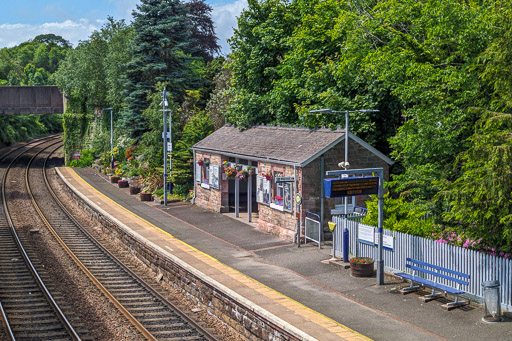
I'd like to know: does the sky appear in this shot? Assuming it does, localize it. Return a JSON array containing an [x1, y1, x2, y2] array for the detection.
[[0, 0, 247, 55]]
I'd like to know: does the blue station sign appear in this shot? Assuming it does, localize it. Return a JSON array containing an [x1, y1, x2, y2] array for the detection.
[[324, 176, 379, 198]]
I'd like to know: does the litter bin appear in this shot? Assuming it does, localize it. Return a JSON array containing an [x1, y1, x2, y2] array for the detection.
[[482, 280, 501, 322]]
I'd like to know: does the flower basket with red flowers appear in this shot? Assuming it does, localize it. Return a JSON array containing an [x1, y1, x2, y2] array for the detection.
[[349, 257, 374, 277], [261, 172, 272, 181], [224, 166, 237, 179], [197, 160, 204, 166], [236, 169, 248, 180]]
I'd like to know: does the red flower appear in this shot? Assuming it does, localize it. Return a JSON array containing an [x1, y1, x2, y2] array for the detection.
[[349, 257, 373, 264]]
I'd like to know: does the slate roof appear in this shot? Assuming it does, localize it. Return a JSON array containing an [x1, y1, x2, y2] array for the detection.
[[192, 124, 355, 166]]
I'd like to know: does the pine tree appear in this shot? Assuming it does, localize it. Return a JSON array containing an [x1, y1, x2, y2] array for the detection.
[[121, 0, 203, 139]]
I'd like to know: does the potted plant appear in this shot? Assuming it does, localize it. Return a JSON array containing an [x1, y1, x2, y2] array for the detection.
[[118, 179, 129, 188], [349, 257, 374, 277], [222, 160, 229, 168], [129, 177, 141, 194], [247, 166, 255, 175], [235, 163, 242, 171], [274, 195, 283, 205]]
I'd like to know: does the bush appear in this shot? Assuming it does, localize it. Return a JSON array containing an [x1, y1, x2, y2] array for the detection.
[[68, 149, 94, 167]]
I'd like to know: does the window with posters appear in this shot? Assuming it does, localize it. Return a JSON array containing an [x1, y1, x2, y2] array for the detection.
[[257, 171, 293, 212], [209, 165, 219, 189], [256, 175, 271, 205]]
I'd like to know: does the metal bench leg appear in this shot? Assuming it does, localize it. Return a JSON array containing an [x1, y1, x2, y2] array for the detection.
[[399, 281, 420, 294], [419, 288, 442, 302], [442, 295, 468, 311]]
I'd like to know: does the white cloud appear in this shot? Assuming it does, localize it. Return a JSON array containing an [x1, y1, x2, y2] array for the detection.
[[211, 0, 247, 55], [0, 19, 101, 48]]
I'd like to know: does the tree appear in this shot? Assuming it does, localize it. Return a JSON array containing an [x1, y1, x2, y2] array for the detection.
[[121, 0, 203, 139], [185, 0, 221, 62], [437, 109, 512, 251]]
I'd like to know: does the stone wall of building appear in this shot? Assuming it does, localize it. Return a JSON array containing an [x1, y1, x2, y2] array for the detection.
[[256, 162, 299, 240], [194, 152, 225, 212]]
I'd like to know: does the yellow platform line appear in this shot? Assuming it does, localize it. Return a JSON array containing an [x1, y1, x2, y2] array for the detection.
[[64, 167, 371, 341]]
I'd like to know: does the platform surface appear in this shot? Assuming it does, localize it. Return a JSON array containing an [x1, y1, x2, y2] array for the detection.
[[58, 167, 512, 341]]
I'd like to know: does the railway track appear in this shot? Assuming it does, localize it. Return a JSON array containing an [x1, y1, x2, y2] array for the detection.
[[0, 137, 82, 340], [26, 142, 219, 340]]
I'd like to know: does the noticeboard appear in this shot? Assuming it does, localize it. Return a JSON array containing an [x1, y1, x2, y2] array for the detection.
[[324, 176, 379, 198]]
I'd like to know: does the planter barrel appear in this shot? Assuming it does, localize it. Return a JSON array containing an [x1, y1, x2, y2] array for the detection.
[[140, 192, 152, 201], [350, 261, 375, 277], [130, 186, 141, 195], [110, 176, 120, 183], [118, 180, 129, 188]]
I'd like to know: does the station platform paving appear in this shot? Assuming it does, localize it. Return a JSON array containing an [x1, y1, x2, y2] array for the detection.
[[58, 167, 511, 341]]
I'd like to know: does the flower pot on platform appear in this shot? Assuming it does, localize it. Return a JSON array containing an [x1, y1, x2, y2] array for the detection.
[[110, 176, 120, 183], [130, 186, 141, 195], [349, 258, 375, 277], [140, 192, 152, 201], [118, 180, 129, 188]]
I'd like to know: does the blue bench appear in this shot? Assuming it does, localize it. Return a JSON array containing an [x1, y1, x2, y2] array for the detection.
[[395, 258, 470, 310]]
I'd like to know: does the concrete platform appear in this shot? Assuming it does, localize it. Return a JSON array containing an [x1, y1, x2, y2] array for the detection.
[[58, 167, 512, 341]]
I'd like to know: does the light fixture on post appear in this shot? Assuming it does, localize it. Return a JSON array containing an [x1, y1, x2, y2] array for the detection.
[[310, 108, 382, 282], [160, 87, 172, 206], [102, 107, 114, 171]]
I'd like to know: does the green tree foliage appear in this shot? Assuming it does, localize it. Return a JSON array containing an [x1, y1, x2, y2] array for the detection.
[[0, 34, 70, 85], [0, 114, 63, 147], [171, 93, 213, 196], [436, 110, 512, 250], [121, 0, 217, 139], [55, 17, 133, 114]]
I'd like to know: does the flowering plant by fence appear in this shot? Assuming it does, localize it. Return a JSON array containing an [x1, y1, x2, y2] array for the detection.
[[433, 231, 511, 259]]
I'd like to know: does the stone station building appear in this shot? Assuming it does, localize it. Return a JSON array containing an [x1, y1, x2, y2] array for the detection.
[[192, 124, 393, 241]]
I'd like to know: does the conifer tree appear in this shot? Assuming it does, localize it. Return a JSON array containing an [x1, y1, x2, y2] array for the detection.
[[122, 0, 213, 139]]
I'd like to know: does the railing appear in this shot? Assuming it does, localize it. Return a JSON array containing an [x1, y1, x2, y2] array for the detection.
[[305, 211, 322, 249], [332, 216, 512, 311]]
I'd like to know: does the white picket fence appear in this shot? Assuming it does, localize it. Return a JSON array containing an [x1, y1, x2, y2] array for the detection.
[[332, 216, 512, 311]]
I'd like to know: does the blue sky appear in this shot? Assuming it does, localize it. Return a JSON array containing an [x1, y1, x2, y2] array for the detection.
[[0, 0, 247, 54]]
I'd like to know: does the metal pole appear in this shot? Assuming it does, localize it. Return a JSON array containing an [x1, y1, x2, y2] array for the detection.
[[235, 158, 239, 218], [320, 154, 324, 246], [377, 170, 384, 285], [110, 109, 114, 171], [163, 87, 168, 206], [168, 107, 172, 196]]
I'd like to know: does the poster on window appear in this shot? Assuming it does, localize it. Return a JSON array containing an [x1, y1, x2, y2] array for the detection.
[[256, 176, 264, 203], [195, 162, 201, 183], [209, 165, 219, 189], [283, 182, 292, 212], [263, 178, 271, 204]]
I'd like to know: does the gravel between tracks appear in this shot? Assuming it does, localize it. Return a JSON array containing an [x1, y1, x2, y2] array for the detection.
[[47, 157, 246, 340]]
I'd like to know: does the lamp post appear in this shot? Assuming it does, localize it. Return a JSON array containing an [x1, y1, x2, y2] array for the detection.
[[160, 88, 172, 206], [310, 108, 379, 267], [102, 107, 114, 171]]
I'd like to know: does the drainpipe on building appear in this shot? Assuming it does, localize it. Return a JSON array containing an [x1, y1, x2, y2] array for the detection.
[[320, 154, 324, 242], [192, 150, 196, 204], [294, 165, 299, 245]]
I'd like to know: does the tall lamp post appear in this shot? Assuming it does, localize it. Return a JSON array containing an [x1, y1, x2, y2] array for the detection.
[[160, 88, 172, 206], [102, 107, 114, 171], [309, 108, 379, 263]]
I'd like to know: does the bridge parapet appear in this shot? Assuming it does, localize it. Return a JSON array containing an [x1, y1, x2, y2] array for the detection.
[[0, 86, 65, 115]]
